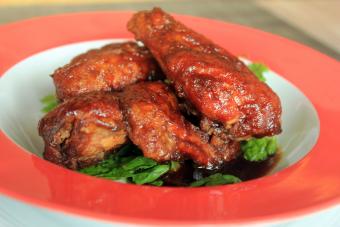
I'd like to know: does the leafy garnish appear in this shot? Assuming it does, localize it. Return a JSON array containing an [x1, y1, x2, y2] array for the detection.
[[247, 63, 268, 82], [241, 137, 278, 162], [164, 79, 173, 85], [40, 94, 58, 113], [170, 160, 181, 172], [191, 173, 241, 187], [122, 156, 157, 171], [79, 144, 179, 186], [149, 180, 163, 186], [132, 165, 170, 185]]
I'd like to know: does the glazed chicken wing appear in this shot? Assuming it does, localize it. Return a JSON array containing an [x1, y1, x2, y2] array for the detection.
[[120, 82, 239, 168], [53, 42, 160, 101], [128, 8, 282, 139], [39, 92, 127, 169]]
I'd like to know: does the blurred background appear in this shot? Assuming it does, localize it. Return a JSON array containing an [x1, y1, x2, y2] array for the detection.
[[0, 0, 339, 60]]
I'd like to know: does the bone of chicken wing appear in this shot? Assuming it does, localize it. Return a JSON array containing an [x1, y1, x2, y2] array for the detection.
[[120, 82, 239, 168], [53, 42, 159, 101], [38, 92, 127, 169], [128, 8, 282, 139]]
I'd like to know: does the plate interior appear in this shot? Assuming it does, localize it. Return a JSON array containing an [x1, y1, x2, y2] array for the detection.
[[0, 39, 320, 174]]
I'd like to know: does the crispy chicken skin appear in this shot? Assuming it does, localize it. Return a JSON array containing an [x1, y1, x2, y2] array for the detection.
[[120, 82, 239, 168], [53, 42, 159, 101], [128, 8, 282, 139], [38, 92, 127, 169]]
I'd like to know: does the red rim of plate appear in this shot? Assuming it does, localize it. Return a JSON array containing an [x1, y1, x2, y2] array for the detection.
[[0, 11, 339, 225]]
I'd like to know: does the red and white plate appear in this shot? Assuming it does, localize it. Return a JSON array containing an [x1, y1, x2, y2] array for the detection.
[[0, 12, 339, 225]]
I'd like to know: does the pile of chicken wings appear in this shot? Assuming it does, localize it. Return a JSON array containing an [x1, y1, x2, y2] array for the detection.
[[39, 8, 282, 170]]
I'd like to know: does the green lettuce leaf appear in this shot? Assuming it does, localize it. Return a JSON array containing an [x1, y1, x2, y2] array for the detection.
[[241, 137, 278, 162], [247, 62, 268, 82], [40, 94, 58, 113], [79, 144, 175, 186], [191, 173, 241, 187]]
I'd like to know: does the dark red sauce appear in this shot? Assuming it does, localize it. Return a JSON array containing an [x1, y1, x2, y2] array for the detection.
[[163, 150, 282, 186]]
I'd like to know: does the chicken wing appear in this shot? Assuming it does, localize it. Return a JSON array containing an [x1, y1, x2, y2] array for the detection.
[[39, 92, 127, 169], [128, 8, 282, 139], [120, 82, 239, 168], [53, 41, 160, 101]]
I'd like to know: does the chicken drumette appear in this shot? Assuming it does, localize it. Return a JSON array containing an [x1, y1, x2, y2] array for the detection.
[[39, 92, 127, 169], [128, 8, 282, 140], [53, 41, 160, 101], [120, 82, 239, 168]]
